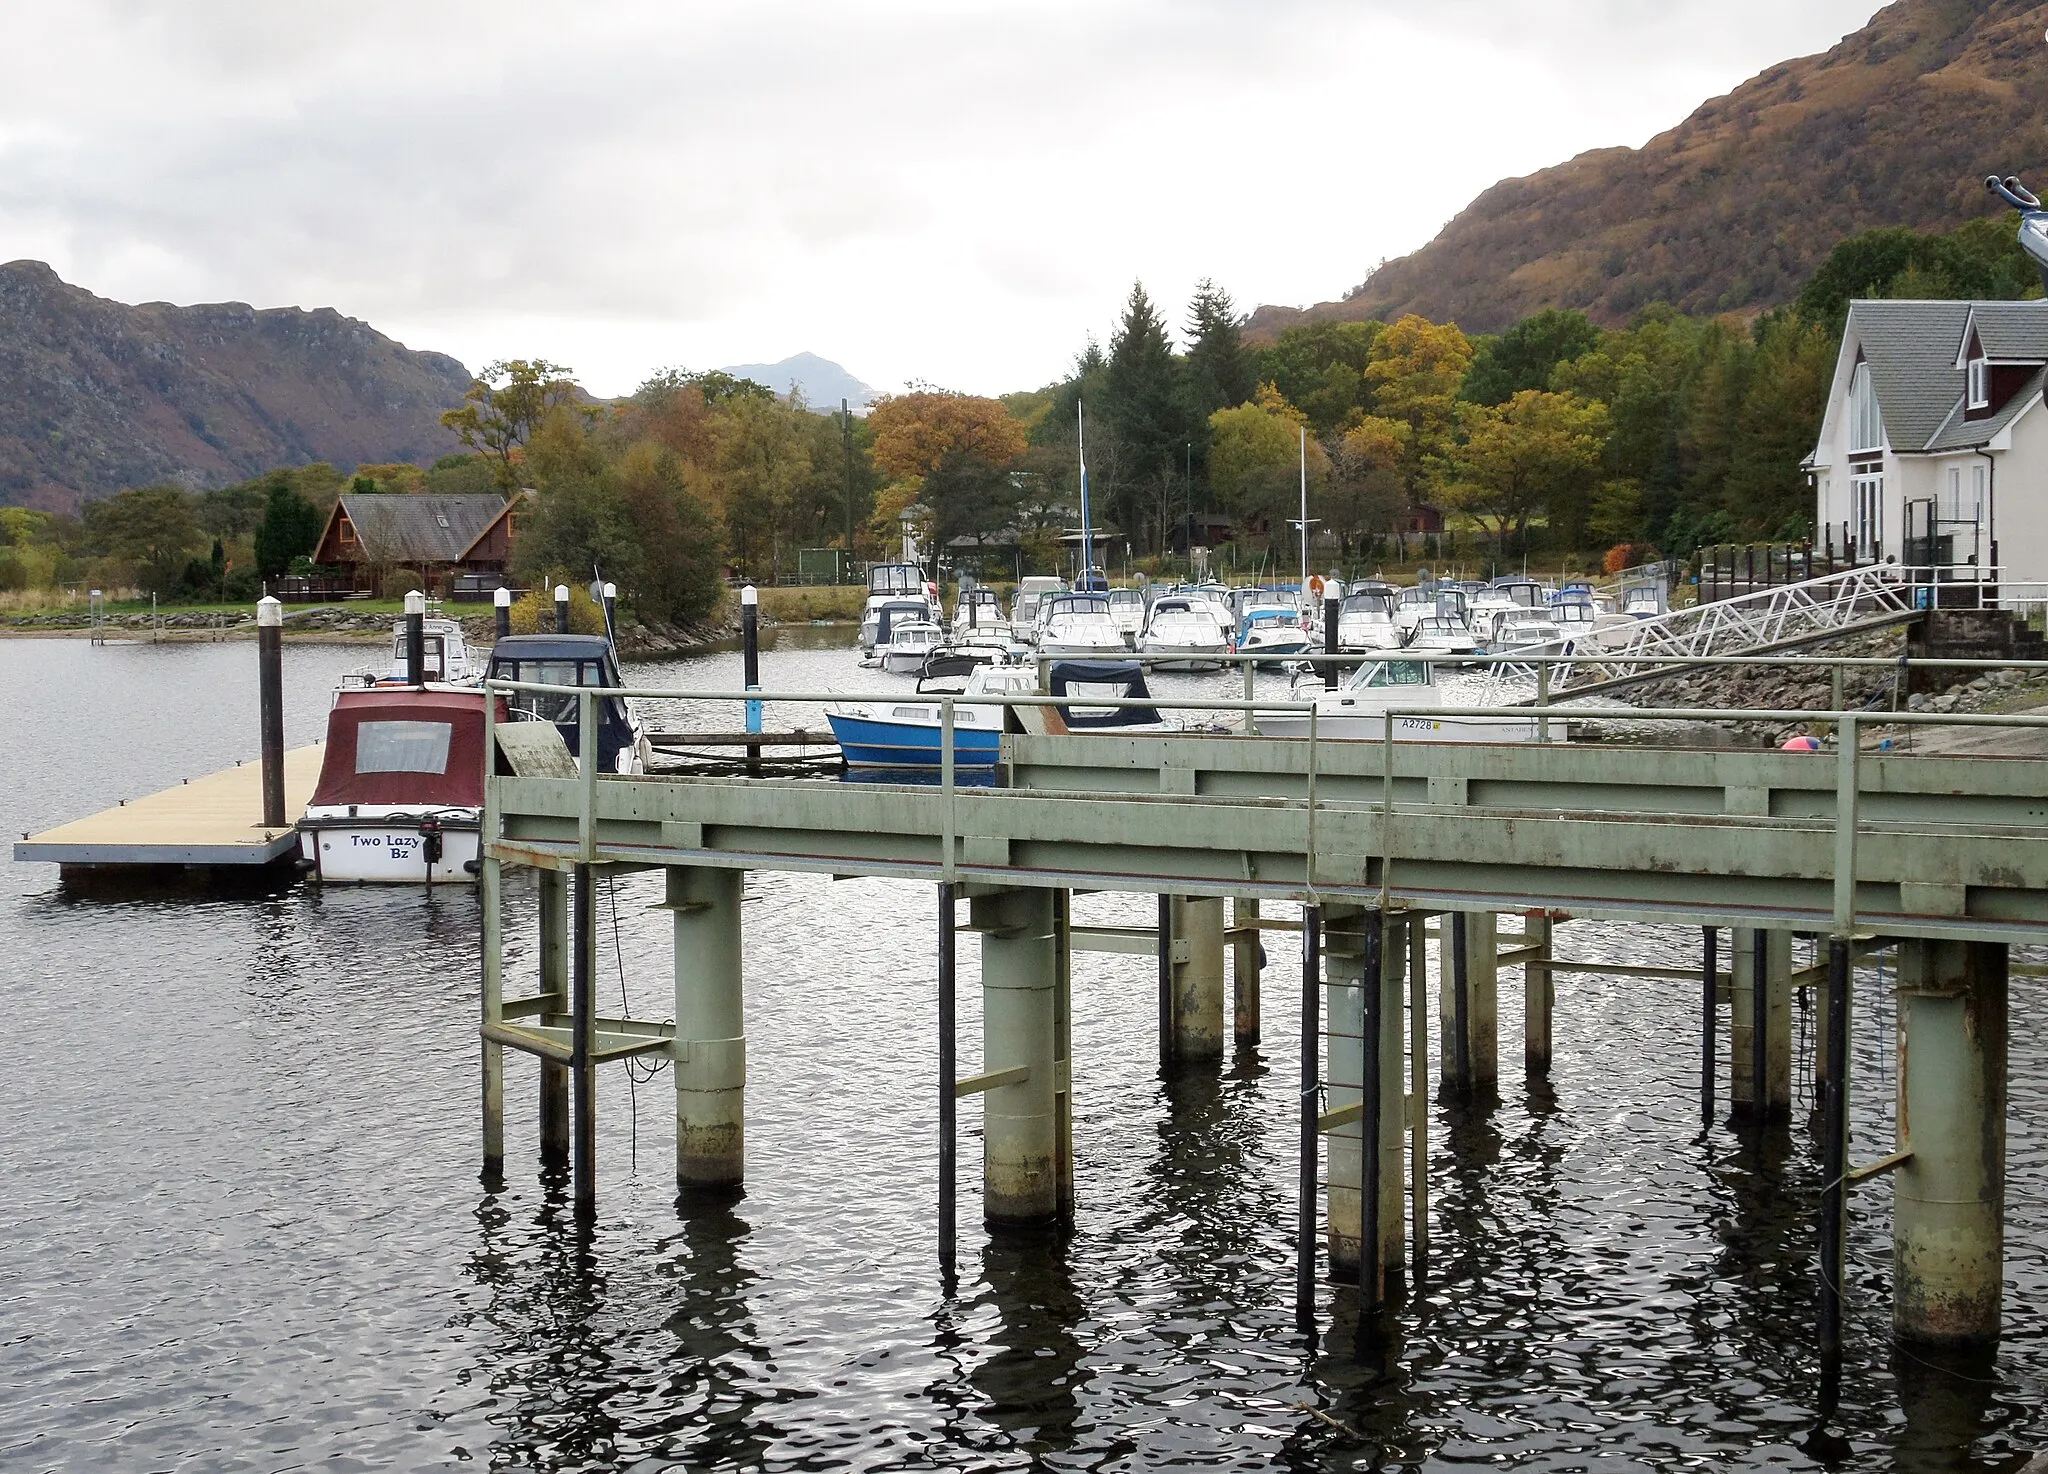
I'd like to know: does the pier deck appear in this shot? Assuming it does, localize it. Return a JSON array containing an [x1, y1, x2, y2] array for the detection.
[[14, 744, 323, 868]]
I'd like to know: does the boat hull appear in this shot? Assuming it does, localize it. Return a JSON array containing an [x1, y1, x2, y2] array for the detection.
[[299, 813, 481, 883], [1257, 711, 1540, 743], [825, 712, 1005, 768]]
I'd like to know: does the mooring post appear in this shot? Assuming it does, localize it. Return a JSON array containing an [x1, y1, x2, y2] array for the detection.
[[1232, 896, 1262, 1050], [974, 888, 1059, 1226], [1323, 905, 1367, 1284], [669, 866, 746, 1191], [1322, 594, 1340, 691], [1894, 938, 2008, 1344], [1818, 938, 1852, 1366], [1522, 911, 1554, 1077], [1169, 895, 1226, 1064], [1440, 912, 1498, 1098], [571, 861, 597, 1218], [493, 585, 512, 641], [554, 583, 570, 634], [1297, 904, 1321, 1322], [938, 881, 956, 1272], [256, 595, 285, 830], [1701, 926, 1717, 1123], [741, 584, 762, 777], [1377, 915, 1406, 1283], [537, 867, 570, 1169], [404, 587, 426, 685]]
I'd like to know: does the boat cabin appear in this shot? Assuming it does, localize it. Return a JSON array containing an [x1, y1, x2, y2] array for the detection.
[[868, 563, 926, 597], [485, 633, 637, 773], [307, 687, 494, 814]]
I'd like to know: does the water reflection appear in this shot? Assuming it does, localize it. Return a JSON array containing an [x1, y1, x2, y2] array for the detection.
[[966, 1231, 1088, 1457]]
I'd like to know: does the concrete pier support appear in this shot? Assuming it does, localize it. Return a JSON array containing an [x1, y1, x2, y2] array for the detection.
[[537, 867, 570, 1169], [1231, 897, 1262, 1050], [1376, 918, 1407, 1283], [1323, 905, 1367, 1282], [1169, 896, 1227, 1064], [1439, 912, 1498, 1098], [1894, 938, 2008, 1345], [669, 866, 746, 1191], [1731, 928, 1792, 1120], [1052, 889, 1075, 1221], [1522, 913, 1554, 1076], [974, 888, 1060, 1226]]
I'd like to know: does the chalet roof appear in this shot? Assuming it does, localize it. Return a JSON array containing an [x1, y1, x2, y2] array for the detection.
[[1846, 300, 1971, 451], [1961, 301, 2048, 361], [336, 494, 511, 563], [1925, 365, 2047, 451]]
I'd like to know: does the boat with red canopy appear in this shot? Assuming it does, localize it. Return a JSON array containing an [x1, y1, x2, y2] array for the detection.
[[297, 687, 498, 883]]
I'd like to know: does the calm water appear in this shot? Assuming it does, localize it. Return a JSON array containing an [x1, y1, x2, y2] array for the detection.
[[1, 630, 2043, 1471]]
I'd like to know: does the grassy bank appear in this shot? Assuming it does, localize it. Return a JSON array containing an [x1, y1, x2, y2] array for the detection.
[[753, 585, 867, 622]]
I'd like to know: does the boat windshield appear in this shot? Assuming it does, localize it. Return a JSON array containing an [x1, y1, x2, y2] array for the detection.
[[1045, 595, 1110, 618], [355, 719, 453, 774], [495, 657, 615, 723], [868, 564, 924, 595], [1349, 660, 1431, 690], [1108, 589, 1143, 609], [392, 633, 451, 680], [1341, 593, 1394, 615]]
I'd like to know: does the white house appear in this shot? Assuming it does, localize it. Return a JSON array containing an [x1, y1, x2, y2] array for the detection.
[[1809, 299, 2048, 588]]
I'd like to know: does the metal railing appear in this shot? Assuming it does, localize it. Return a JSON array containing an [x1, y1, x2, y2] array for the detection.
[[484, 659, 2048, 940]]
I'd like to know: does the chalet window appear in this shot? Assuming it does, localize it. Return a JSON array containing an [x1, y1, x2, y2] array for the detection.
[[1851, 473, 1883, 560], [1849, 361, 1883, 452], [1968, 355, 1989, 410], [338, 519, 357, 545]]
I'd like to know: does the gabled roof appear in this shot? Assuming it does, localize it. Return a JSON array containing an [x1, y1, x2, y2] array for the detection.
[[1847, 300, 1971, 451], [331, 494, 512, 563], [1925, 366, 2047, 451], [1960, 302, 2048, 362]]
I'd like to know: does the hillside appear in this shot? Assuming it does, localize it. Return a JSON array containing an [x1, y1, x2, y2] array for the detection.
[[721, 351, 879, 409], [1249, 0, 2048, 339], [0, 261, 472, 511]]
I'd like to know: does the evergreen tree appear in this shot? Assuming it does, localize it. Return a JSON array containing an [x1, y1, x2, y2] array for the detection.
[[1102, 281, 1185, 551], [1183, 279, 1252, 416], [252, 478, 322, 577]]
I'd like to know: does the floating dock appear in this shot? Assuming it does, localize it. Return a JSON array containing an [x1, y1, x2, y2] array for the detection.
[[15, 745, 323, 879]]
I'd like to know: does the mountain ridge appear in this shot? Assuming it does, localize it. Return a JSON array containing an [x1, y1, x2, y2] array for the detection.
[[720, 351, 878, 409], [1247, 0, 2048, 339], [0, 260, 472, 512]]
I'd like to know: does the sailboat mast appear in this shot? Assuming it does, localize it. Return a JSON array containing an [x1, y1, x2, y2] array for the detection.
[[1078, 401, 1095, 585], [1298, 424, 1308, 595]]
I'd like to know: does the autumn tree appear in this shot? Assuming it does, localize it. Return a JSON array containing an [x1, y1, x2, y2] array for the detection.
[[84, 485, 202, 594], [441, 359, 595, 490], [1323, 415, 1408, 556], [867, 390, 1028, 552], [1441, 389, 1608, 553], [1207, 385, 1326, 545], [1365, 315, 1473, 503], [1256, 321, 1383, 435]]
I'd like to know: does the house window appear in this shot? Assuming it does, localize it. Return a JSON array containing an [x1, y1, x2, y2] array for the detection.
[[338, 518, 356, 546], [1851, 472, 1883, 560], [1849, 361, 1884, 452], [1968, 356, 1989, 410]]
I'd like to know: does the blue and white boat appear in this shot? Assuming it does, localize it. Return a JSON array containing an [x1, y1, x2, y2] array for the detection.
[[827, 663, 1037, 768]]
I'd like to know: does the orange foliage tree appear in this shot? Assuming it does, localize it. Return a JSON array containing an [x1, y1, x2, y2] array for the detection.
[[867, 391, 1028, 550]]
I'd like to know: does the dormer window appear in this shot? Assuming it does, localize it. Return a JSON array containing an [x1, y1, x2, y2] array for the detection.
[[1968, 354, 1989, 410]]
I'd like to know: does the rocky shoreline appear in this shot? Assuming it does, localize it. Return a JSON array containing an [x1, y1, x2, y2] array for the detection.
[[1, 604, 740, 658]]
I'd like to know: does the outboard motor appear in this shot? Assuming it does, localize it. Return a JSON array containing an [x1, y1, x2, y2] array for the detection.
[[1987, 175, 2048, 293]]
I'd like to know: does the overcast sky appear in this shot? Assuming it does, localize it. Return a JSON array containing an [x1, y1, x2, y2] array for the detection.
[[0, 0, 1885, 399]]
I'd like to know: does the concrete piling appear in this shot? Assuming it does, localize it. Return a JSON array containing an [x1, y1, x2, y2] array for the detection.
[[974, 888, 1060, 1226], [1231, 897, 1261, 1050], [669, 866, 746, 1192], [1523, 912, 1554, 1076], [537, 867, 570, 1169], [1169, 896, 1226, 1063], [1894, 938, 2008, 1345], [1732, 927, 1792, 1120], [1324, 904, 1367, 1283], [1053, 889, 1075, 1220], [1440, 912, 1498, 1098]]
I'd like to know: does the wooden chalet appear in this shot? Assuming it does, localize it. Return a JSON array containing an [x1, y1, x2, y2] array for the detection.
[[311, 492, 526, 597]]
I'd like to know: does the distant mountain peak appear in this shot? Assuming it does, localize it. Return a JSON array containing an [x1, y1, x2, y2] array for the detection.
[[720, 352, 878, 408]]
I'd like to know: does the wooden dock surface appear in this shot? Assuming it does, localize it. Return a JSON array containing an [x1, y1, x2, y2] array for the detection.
[[14, 745, 324, 867]]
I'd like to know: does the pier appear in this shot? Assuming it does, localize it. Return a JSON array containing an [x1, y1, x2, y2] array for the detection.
[[475, 673, 2048, 1413]]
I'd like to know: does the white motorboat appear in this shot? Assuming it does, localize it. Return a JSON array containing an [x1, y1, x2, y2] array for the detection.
[[1137, 598, 1229, 670], [1106, 586, 1147, 643], [1009, 575, 1067, 644], [881, 619, 946, 674], [1235, 605, 1314, 659], [860, 597, 934, 655], [1620, 582, 1667, 619], [1258, 659, 1539, 743], [1038, 593, 1128, 658], [1470, 578, 1553, 643], [1405, 615, 1481, 662], [390, 613, 482, 684], [859, 563, 938, 649], [1392, 585, 1438, 638], [952, 588, 1006, 639], [1546, 599, 1598, 652], [1487, 606, 1567, 655], [297, 686, 492, 883], [1335, 590, 1404, 652]]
